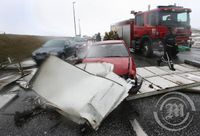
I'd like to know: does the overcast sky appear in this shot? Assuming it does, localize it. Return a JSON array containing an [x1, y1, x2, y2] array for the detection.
[[0, 0, 199, 36]]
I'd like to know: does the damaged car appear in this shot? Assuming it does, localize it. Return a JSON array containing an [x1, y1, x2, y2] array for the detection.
[[30, 56, 140, 130], [82, 40, 136, 79]]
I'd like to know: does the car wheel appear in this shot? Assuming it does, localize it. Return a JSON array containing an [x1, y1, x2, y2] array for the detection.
[[35, 60, 42, 66], [142, 40, 153, 57]]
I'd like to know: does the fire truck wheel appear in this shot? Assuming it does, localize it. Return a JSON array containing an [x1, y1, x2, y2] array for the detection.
[[142, 40, 153, 57]]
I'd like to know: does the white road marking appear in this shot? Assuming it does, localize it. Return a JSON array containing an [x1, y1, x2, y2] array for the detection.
[[0, 94, 17, 109], [130, 119, 148, 136]]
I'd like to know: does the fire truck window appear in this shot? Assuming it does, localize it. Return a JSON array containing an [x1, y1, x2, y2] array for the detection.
[[148, 14, 157, 26], [177, 12, 187, 22], [162, 15, 171, 21], [136, 14, 144, 26]]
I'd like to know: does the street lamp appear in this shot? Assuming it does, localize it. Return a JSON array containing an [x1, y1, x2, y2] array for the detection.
[[78, 19, 81, 36], [72, 1, 77, 36]]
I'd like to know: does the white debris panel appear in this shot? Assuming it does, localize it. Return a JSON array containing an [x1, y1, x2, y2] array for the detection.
[[31, 56, 133, 130], [76, 62, 114, 77], [0, 93, 17, 109], [127, 64, 200, 100]]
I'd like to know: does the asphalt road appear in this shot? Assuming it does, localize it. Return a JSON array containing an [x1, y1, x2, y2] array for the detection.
[[0, 48, 200, 136], [0, 91, 135, 136], [129, 47, 200, 136], [133, 48, 200, 67]]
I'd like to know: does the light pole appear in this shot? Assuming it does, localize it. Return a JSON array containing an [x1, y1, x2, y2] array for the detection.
[[72, 1, 77, 36], [78, 19, 81, 36]]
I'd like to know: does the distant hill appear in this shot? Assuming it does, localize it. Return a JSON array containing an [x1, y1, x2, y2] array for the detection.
[[0, 34, 64, 62]]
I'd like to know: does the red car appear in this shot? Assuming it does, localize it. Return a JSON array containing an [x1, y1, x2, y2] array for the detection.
[[82, 40, 136, 79]]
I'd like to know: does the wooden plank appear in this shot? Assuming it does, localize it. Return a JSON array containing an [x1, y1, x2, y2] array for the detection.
[[139, 80, 161, 93], [146, 76, 178, 89], [162, 75, 195, 85], [127, 82, 200, 100], [180, 64, 199, 70], [187, 86, 200, 91], [159, 66, 182, 73], [174, 64, 193, 72], [190, 71, 200, 76], [144, 66, 167, 75], [127, 64, 200, 101], [136, 68, 155, 77], [178, 73, 200, 82]]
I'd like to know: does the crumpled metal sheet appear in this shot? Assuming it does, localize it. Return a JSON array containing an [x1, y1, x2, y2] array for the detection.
[[0, 73, 21, 90], [76, 62, 114, 77], [5, 59, 36, 70], [30, 56, 132, 130], [0, 67, 37, 91]]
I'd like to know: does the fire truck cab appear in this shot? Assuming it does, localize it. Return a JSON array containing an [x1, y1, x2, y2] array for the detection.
[[111, 5, 192, 57]]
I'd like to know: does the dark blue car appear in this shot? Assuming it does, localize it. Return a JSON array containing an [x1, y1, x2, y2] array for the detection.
[[32, 38, 86, 64]]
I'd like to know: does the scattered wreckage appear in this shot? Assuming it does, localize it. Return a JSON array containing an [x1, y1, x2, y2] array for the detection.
[[30, 56, 140, 130], [1, 56, 200, 131], [127, 63, 200, 100]]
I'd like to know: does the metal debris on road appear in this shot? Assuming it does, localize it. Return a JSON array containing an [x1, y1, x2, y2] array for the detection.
[[0, 68, 37, 91], [0, 73, 21, 91], [4, 59, 36, 70], [127, 64, 200, 100], [30, 56, 137, 130]]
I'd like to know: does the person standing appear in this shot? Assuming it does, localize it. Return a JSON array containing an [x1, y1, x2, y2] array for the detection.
[[157, 27, 177, 71], [96, 32, 101, 41]]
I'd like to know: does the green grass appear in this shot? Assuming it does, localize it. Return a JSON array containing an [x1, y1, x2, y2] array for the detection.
[[0, 34, 62, 63]]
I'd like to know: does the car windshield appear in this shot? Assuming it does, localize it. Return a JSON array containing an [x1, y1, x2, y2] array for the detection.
[[43, 40, 66, 47], [69, 37, 87, 47], [73, 37, 87, 42], [159, 11, 190, 27], [86, 43, 129, 58]]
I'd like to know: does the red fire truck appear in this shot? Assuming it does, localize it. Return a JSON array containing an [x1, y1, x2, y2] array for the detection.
[[111, 5, 192, 57]]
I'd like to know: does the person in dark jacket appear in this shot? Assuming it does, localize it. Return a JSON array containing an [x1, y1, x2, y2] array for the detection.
[[157, 27, 177, 71], [96, 32, 101, 41]]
